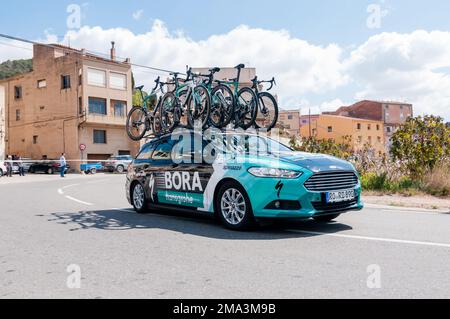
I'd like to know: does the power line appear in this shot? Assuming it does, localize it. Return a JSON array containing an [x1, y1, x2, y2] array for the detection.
[[0, 33, 185, 76]]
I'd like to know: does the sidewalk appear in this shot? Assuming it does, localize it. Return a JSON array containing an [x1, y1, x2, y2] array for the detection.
[[362, 194, 450, 212]]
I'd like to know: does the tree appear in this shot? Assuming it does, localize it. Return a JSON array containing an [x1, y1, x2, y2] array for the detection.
[[0, 59, 33, 80], [391, 115, 450, 177], [290, 135, 354, 160]]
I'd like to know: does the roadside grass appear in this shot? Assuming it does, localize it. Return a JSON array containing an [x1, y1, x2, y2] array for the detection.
[[361, 159, 450, 198]]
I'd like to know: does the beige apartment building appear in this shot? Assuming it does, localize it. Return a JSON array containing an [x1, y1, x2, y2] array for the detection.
[[0, 43, 139, 167], [300, 114, 385, 155], [325, 100, 413, 152], [278, 109, 300, 137]]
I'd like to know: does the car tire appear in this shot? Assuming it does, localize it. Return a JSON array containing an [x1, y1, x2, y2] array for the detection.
[[90, 168, 97, 175], [47, 168, 54, 175], [216, 181, 255, 231], [0, 169, 3, 177], [29, 167, 35, 174], [116, 165, 125, 174], [131, 182, 148, 214], [313, 213, 341, 223]]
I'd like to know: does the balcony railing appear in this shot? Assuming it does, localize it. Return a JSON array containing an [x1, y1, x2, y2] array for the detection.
[[85, 113, 127, 126]]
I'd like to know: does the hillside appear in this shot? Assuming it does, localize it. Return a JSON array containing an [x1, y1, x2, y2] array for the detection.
[[0, 59, 33, 80]]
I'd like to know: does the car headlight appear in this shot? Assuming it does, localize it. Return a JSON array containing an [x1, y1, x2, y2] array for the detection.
[[248, 167, 303, 179]]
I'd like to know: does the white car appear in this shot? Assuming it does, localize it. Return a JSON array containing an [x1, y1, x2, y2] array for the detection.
[[0, 161, 6, 177]]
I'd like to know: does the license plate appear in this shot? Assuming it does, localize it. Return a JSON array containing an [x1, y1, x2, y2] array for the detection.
[[326, 189, 355, 203]]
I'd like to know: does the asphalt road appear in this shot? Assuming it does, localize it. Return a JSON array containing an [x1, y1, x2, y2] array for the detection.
[[0, 174, 449, 299]]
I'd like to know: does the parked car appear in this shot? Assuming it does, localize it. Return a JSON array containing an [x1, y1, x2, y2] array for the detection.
[[0, 161, 6, 177], [105, 155, 133, 173], [80, 162, 103, 174], [28, 161, 70, 174], [8, 158, 34, 174], [126, 130, 364, 231]]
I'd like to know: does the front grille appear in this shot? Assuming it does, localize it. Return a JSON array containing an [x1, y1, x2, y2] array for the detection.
[[312, 198, 359, 213], [304, 171, 358, 192]]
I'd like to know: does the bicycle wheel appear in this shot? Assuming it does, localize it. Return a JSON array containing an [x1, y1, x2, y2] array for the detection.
[[150, 99, 163, 136], [178, 90, 191, 129], [187, 85, 211, 129], [126, 106, 149, 141], [159, 92, 179, 133], [210, 85, 235, 128], [236, 87, 258, 130], [255, 92, 279, 131]]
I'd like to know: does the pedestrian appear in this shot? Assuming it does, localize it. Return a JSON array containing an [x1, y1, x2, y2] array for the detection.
[[6, 155, 13, 177], [60, 153, 67, 178], [18, 156, 25, 177]]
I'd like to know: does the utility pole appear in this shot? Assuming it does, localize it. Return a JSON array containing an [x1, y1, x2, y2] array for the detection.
[[309, 108, 312, 138]]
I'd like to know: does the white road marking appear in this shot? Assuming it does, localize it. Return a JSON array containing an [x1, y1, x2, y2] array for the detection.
[[64, 196, 94, 206], [381, 209, 449, 216], [62, 184, 79, 190], [57, 184, 80, 195], [287, 229, 450, 248]]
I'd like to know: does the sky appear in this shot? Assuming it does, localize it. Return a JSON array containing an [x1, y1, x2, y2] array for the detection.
[[1, 0, 450, 120]]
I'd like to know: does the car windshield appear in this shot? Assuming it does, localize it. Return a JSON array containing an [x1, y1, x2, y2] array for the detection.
[[210, 134, 292, 156]]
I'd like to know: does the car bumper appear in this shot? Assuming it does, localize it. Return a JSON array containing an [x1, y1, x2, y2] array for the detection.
[[244, 173, 364, 218]]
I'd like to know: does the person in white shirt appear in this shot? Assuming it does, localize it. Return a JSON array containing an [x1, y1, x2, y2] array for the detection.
[[60, 153, 67, 178]]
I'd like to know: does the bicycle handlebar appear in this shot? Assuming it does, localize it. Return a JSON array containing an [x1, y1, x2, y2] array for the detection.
[[251, 76, 277, 91]]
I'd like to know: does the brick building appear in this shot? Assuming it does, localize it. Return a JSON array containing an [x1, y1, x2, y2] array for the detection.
[[0, 43, 139, 166]]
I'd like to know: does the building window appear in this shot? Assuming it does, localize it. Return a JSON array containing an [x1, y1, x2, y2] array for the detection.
[[93, 130, 107, 144], [368, 124, 371, 130], [400, 113, 404, 119], [358, 136, 363, 143], [33, 135, 38, 144], [112, 100, 126, 117], [357, 123, 361, 130], [288, 115, 293, 120], [15, 109, 21, 121], [87, 68, 106, 87], [89, 97, 107, 115], [110, 72, 127, 90], [377, 136, 382, 143], [368, 136, 372, 144], [376, 124, 380, 131], [386, 127, 391, 133], [61, 75, 71, 89], [37, 79, 47, 88], [14, 86, 22, 99], [327, 126, 333, 133]]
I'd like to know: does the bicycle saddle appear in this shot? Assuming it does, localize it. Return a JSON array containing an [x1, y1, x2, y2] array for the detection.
[[209, 67, 221, 74], [235, 63, 245, 69], [135, 85, 144, 90]]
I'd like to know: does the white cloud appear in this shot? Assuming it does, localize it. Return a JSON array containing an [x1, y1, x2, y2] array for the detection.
[[0, 40, 33, 63], [345, 30, 450, 120], [132, 9, 144, 21], [1, 23, 450, 121], [56, 21, 348, 109]]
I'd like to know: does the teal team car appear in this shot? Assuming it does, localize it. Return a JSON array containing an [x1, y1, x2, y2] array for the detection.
[[126, 130, 363, 230]]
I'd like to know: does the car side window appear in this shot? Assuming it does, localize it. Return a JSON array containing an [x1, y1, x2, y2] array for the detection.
[[136, 143, 155, 160], [152, 139, 174, 162]]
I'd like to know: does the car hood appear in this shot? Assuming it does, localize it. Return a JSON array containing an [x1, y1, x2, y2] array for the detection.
[[275, 151, 355, 173]]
